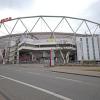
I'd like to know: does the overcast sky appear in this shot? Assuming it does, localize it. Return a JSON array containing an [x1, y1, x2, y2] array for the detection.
[[0, 0, 100, 22]]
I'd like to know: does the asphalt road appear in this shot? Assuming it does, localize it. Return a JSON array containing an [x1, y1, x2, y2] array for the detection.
[[0, 64, 100, 100]]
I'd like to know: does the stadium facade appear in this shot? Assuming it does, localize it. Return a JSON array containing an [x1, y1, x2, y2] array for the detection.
[[0, 16, 100, 65]]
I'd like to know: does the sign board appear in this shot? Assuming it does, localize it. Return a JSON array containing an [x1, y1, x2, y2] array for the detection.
[[47, 37, 55, 42], [0, 17, 12, 23]]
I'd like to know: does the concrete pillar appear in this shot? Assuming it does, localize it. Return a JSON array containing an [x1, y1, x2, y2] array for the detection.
[[32, 54, 34, 62], [66, 51, 70, 63], [17, 50, 19, 64], [50, 49, 55, 66]]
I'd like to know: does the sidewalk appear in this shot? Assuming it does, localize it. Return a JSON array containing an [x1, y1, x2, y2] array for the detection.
[[50, 66, 100, 78]]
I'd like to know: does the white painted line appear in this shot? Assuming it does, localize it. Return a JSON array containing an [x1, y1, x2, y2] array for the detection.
[[26, 71, 88, 84], [15, 70, 21, 72], [55, 77, 95, 85], [55, 77, 83, 83], [0, 74, 72, 100], [15, 69, 93, 86], [28, 72, 41, 75], [19, 70, 90, 84]]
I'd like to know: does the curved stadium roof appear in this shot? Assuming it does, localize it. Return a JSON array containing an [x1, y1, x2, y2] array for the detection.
[[0, 15, 100, 37]]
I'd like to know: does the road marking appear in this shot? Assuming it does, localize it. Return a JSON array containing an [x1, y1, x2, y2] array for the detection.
[[15, 68, 97, 86], [55, 77, 94, 85], [15, 70, 21, 72], [15, 69, 94, 86], [55, 77, 83, 83], [0, 74, 72, 100], [28, 72, 41, 75], [26, 71, 91, 85], [16, 70, 93, 85]]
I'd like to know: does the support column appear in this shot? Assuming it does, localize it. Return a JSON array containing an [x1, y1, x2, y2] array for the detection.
[[17, 50, 19, 64], [60, 50, 65, 64], [32, 53, 34, 63], [66, 51, 70, 63], [50, 49, 55, 66]]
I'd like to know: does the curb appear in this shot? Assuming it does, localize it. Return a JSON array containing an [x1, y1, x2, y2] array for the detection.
[[51, 70, 100, 78]]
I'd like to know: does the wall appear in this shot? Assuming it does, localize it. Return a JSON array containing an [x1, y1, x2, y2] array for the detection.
[[76, 35, 100, 61]]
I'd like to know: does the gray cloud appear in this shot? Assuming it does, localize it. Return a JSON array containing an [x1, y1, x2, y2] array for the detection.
[[0, 0, 33, 10], [83, 0, 100, 22]]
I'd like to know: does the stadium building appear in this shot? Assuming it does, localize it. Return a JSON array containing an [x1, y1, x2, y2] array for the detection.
[[0, 16, 100, 65]]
